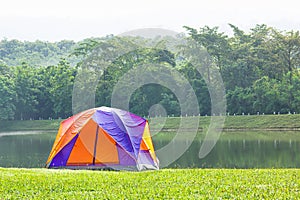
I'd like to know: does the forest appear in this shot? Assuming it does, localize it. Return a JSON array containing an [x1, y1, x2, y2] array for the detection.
[[1, 24, 300, 120]]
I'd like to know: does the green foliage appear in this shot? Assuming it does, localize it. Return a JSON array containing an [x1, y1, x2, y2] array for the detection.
[[177, 61, 211, 115], [0, 64, 15, 120], [1, 24, 300, 120], [48, 59, 76, 118], [0, 168, 299, 199], [227, 87, 254, 114], [13, 63, 39, 120], [88, 37, 180, 116], [185, 24, 300, 115], [0, 39, 77, 67]]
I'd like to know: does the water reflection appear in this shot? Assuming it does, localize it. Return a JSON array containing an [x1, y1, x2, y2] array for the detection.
[[0, 131, 299, 168], [0, 132, 55, 168], [154, 137, 300, 168], [153, 131, 300, 168]]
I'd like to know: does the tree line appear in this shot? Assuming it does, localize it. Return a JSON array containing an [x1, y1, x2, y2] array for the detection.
[[1, 24, 300, 120]]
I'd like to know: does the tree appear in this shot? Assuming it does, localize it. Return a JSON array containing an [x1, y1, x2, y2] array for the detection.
[[13, 63, 39, 120], [34, 66, 56, 119], [271, 29, 300, 106], [289, 71, 300, 112], [252, 76, 287, 114], [0, 39, 77, 67], [177, 61, 211, 115], [184, 26, 230, 71], [226, 87, 254, 114], [0, 64, 16, 120], [271, 30, 300, 79], [49, 59, 77, 118]]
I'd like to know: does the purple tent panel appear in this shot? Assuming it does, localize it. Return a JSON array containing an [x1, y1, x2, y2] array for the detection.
[[49, 134, 79, 167]]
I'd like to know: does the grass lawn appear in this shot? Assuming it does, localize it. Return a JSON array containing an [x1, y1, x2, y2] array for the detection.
[[0, 119, 61, 132], [0, 168, 299, 199]]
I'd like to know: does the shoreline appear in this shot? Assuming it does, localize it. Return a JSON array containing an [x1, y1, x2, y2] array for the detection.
[[1, 114, 300, 132]]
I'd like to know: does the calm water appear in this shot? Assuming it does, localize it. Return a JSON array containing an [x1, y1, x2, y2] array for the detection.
[[0, 131, 56, 168], [0, 131, 299, 168]]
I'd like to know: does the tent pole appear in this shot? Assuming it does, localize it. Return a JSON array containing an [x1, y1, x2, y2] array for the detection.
[[93, 126, 99, 165]]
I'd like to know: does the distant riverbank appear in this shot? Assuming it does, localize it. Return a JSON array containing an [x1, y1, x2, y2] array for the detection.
[[1, 114, 300, 132], [0, 119, 61, 132]]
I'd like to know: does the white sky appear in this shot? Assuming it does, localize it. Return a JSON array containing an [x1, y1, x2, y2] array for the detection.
[[0, 0, 299, 41]]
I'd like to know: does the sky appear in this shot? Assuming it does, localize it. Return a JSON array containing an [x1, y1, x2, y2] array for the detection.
[[0, 0, 299, 41]]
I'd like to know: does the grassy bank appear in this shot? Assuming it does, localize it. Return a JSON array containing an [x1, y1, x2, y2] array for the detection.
[[156, 114, 300, 130], [0, 168, 299, 199], [1, 114, 300, 132], [0, 119, 61, 132]]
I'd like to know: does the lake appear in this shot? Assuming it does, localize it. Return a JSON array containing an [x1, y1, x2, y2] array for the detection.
[[0, 130, 299, 168]]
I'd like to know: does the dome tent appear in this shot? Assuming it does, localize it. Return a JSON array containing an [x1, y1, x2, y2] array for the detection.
[[46, 107, 159, 171]]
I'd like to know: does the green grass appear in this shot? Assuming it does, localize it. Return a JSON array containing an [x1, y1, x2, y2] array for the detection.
[[217, 130, 300, 141], [156, 114, 300, 130], [153, 130, 300, 142], [1, 114, 300, 132], [223, 114, 300, 129], [0, 168, 299, 199], [0, 119, 61, 132]]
